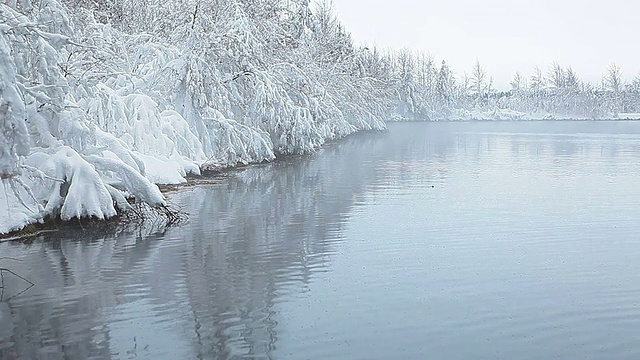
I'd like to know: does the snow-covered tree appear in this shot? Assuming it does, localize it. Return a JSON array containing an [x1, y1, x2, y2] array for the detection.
[[0, 0, 396, 234], [606, 63, 623, 93], [510, 72, 525, 94], [435, 60, 455, 114], [470, 60, 486, 105]]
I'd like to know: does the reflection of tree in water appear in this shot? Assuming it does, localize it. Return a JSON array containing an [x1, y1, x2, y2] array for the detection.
[[179, 131, 389, 358], [369, 122, 468, 189], [5, 122, 637, 358], [0, 224, 175, 359], [0, 130, 389, 359]]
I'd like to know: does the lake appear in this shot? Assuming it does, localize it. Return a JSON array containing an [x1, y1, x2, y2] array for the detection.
[[2, 121, 640, 359]]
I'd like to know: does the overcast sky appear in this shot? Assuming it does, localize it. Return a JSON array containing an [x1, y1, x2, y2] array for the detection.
[[330, 0, 640, 90]]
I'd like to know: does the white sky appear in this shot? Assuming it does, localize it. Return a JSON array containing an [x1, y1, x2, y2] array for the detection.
[[330, 0, 640, 90]]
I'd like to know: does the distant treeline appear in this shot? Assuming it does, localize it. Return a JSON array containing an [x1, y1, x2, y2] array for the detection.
[[379, 53, 640, 119]]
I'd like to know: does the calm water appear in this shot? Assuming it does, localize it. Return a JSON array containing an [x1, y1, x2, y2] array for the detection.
[[2, 121, 640, 359]]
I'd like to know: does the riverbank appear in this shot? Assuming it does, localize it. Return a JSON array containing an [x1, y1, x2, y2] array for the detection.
[[0, 173, 215, 242], [0, 0, 387, 238], [0, 139, 350, 241], [1, 125, 390, 241]]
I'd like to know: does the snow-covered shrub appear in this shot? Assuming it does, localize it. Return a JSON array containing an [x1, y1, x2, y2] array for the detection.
[[0, 0, 390, 234], [0, 1, 167, 232]]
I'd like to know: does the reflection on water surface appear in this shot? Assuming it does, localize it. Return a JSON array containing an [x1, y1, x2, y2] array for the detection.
[[2, 121, 640, 359]]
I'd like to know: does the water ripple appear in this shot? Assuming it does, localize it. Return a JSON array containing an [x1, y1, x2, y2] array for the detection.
[[2, 122, 640, 359]]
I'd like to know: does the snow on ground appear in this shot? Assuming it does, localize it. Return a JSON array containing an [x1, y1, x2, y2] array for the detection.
[[442, 109, 628, 121], [618, 113, 640, 120], [446, 108, 530, 121], [390, 108, 626, 122]]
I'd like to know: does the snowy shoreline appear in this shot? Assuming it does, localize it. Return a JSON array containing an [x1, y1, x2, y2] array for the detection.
[[0, 146, 337, 240], [391, 108, 640, 122], [3, 110, 635, 238], [0, 1, 387, 235], [1, 170, 208, 241], [2, 0, 638, 236]]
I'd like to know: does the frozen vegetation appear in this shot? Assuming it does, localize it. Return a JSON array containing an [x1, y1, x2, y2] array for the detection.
[[387, 56, 640, 122], [1, 0, 639, 234], [0, 0, 391, 234]]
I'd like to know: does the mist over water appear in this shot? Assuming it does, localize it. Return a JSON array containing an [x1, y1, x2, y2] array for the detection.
[[2, 121, 640, 359]]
